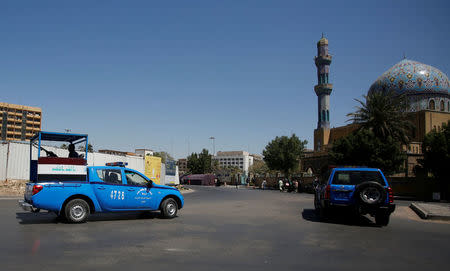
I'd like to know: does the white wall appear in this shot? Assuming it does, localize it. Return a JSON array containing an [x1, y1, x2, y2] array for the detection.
[[0, 141, 145, 181]]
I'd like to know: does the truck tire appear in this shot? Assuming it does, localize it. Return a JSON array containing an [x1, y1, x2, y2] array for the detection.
[[64, 199, 90, 223], [355, 181, 386, 206], [160, 198, 178, 219], [375, 212, 390, 226]]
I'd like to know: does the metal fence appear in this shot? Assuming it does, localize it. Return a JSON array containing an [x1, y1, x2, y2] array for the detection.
[[0, 141, 145, 181]]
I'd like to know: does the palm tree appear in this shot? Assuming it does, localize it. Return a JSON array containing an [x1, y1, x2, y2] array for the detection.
[[347, 90, 413, 144]]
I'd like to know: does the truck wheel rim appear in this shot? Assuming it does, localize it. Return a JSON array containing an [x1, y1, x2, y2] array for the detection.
[[167, 203, 176, 216], [361, 187, 381, 204], [71, 205, 85, 219]]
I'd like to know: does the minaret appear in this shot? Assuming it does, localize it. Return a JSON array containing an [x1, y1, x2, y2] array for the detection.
[[313, 34, 333, 151]]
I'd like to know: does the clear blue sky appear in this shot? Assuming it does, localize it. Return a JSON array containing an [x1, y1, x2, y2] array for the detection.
[[1, 0, 449, 158]]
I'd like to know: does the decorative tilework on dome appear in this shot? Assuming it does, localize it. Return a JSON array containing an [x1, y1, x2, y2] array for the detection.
[[369, 59, 449, 95]]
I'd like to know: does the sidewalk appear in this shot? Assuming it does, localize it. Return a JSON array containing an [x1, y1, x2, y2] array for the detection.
[[410, 202, 450, 221]]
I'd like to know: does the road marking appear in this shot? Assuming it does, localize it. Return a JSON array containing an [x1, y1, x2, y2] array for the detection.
[[165, 248, 187, 252], [0, 197, 21, 200]]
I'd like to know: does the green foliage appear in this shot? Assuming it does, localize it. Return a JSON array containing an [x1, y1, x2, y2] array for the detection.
[[153, 151, 174, 164], [249, 160, 270, 176], [77, 143, 94, 153], [347, 90, 413, 144], [187, 149, 212, 174], [330, 129, 405, 175], [420, 121, 450, 181], [262, 134, 307, 177]]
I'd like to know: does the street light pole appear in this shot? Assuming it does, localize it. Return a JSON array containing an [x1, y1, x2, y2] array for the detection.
[[209, 136, 215, 156]]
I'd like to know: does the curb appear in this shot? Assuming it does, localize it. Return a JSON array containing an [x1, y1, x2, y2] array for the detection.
[[410, 203, 428, 219], [410, 203, 450, 221]]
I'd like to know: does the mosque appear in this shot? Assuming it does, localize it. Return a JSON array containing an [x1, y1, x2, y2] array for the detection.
[[304, 36, 450, 176]]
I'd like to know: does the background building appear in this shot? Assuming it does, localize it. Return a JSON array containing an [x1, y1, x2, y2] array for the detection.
[[214, 151, 254, 175], [303, 36, 450, 176], [177, 158, 188, 175], [0, 102, 42, 141], [135, 149, 154, 157]]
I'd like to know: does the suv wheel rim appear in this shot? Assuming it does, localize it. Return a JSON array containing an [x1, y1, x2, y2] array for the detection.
[[71, 205, 85, 219], [167, 202, 176, 216], [361, 187, 381, 204]]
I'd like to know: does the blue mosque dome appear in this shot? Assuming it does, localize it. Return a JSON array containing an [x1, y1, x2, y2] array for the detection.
[[369, 59, 450, 112], [369, 59, 449, 95]]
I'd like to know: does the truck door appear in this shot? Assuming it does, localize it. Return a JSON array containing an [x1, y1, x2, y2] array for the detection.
[[124, 170, 154, 209], [92, 169, 128, 211]]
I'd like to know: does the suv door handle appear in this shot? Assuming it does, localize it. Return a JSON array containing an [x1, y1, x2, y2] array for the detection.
[[127, 189, 135, 191], [97, 187, 106, 190], [332, 189, 352, 192]]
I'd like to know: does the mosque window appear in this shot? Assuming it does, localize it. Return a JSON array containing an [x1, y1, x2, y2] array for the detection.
[[325, 74, 329, 84], [429, 100, 435, 110], [318, 111, 321, 122], [440, 100, 445, 111], [326, 110, 330, 121], [322, 110, 326, 122]]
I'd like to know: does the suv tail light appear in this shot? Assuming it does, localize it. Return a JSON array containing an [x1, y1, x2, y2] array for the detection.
[[324, 185, 331, 200], [387, 187, 394, 203], [32, 185, 43, 195]]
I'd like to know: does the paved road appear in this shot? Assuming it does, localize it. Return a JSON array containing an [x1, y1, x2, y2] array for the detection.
[[1, 186, 449, 271]]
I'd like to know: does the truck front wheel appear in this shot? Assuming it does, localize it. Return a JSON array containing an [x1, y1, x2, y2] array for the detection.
[[160, 198, 178, 219], [65, 199, 90, 223]]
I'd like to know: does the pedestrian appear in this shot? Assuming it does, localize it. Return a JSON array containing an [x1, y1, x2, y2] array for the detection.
[[262, 179, 267, 190], [279, 179, 283, 192], [294, 180, 299, 193]]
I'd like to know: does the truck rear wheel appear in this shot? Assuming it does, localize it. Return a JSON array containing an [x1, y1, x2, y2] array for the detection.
[[160, 198, 178, 219], [65, 199, 90, 223]]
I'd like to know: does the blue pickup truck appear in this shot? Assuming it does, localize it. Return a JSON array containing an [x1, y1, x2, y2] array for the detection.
[[19, 131, 184, 223], [314, 167, 395, 226]]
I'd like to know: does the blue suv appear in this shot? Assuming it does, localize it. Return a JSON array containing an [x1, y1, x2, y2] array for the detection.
[[314, 167, 395, 226]]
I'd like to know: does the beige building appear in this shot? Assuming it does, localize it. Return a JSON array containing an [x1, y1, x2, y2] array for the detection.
[[304, 37, 450, 176], [0, 102, 42, 141]]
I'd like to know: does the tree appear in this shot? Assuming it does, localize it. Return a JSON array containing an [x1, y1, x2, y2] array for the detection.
[[262, 134, 307, 178], [420, 121, 450, 183], [347, 90, 413, 145], [249, 160, 270, 176], [187, 149, 212, 174], [78, 143, 94, 152], [153, 151, 174, 164], [329, 129, 405, 175]]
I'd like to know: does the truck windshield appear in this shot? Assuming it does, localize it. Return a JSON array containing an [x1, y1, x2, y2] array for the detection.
[[332, 171, 385, 186]]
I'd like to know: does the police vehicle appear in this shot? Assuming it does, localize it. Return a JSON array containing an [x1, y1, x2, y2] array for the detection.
[[19, 131, 184, 223]]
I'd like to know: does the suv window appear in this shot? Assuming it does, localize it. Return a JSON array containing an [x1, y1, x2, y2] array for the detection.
[[125, 171, 148, 186], [331, 170, 385, 186], [97, 169, 122, 185]]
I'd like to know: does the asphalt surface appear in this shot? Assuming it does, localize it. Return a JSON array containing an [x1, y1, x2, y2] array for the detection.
[[1, 186, 449, 271]]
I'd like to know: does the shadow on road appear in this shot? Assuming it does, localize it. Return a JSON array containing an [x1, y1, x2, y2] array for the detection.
[[301, 208, 380, 227], [16, 211, 165, 225]]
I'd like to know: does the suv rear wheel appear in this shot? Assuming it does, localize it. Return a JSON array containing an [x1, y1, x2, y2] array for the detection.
[[375, 212, 390, 226]]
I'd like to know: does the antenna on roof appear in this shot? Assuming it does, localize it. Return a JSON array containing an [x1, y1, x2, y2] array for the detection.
[[403, 52, 406, 60]]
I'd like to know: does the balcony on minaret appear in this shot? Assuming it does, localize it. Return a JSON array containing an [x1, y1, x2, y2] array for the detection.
[[314, 84, 333, 96], [314, 55, 332, 66]]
